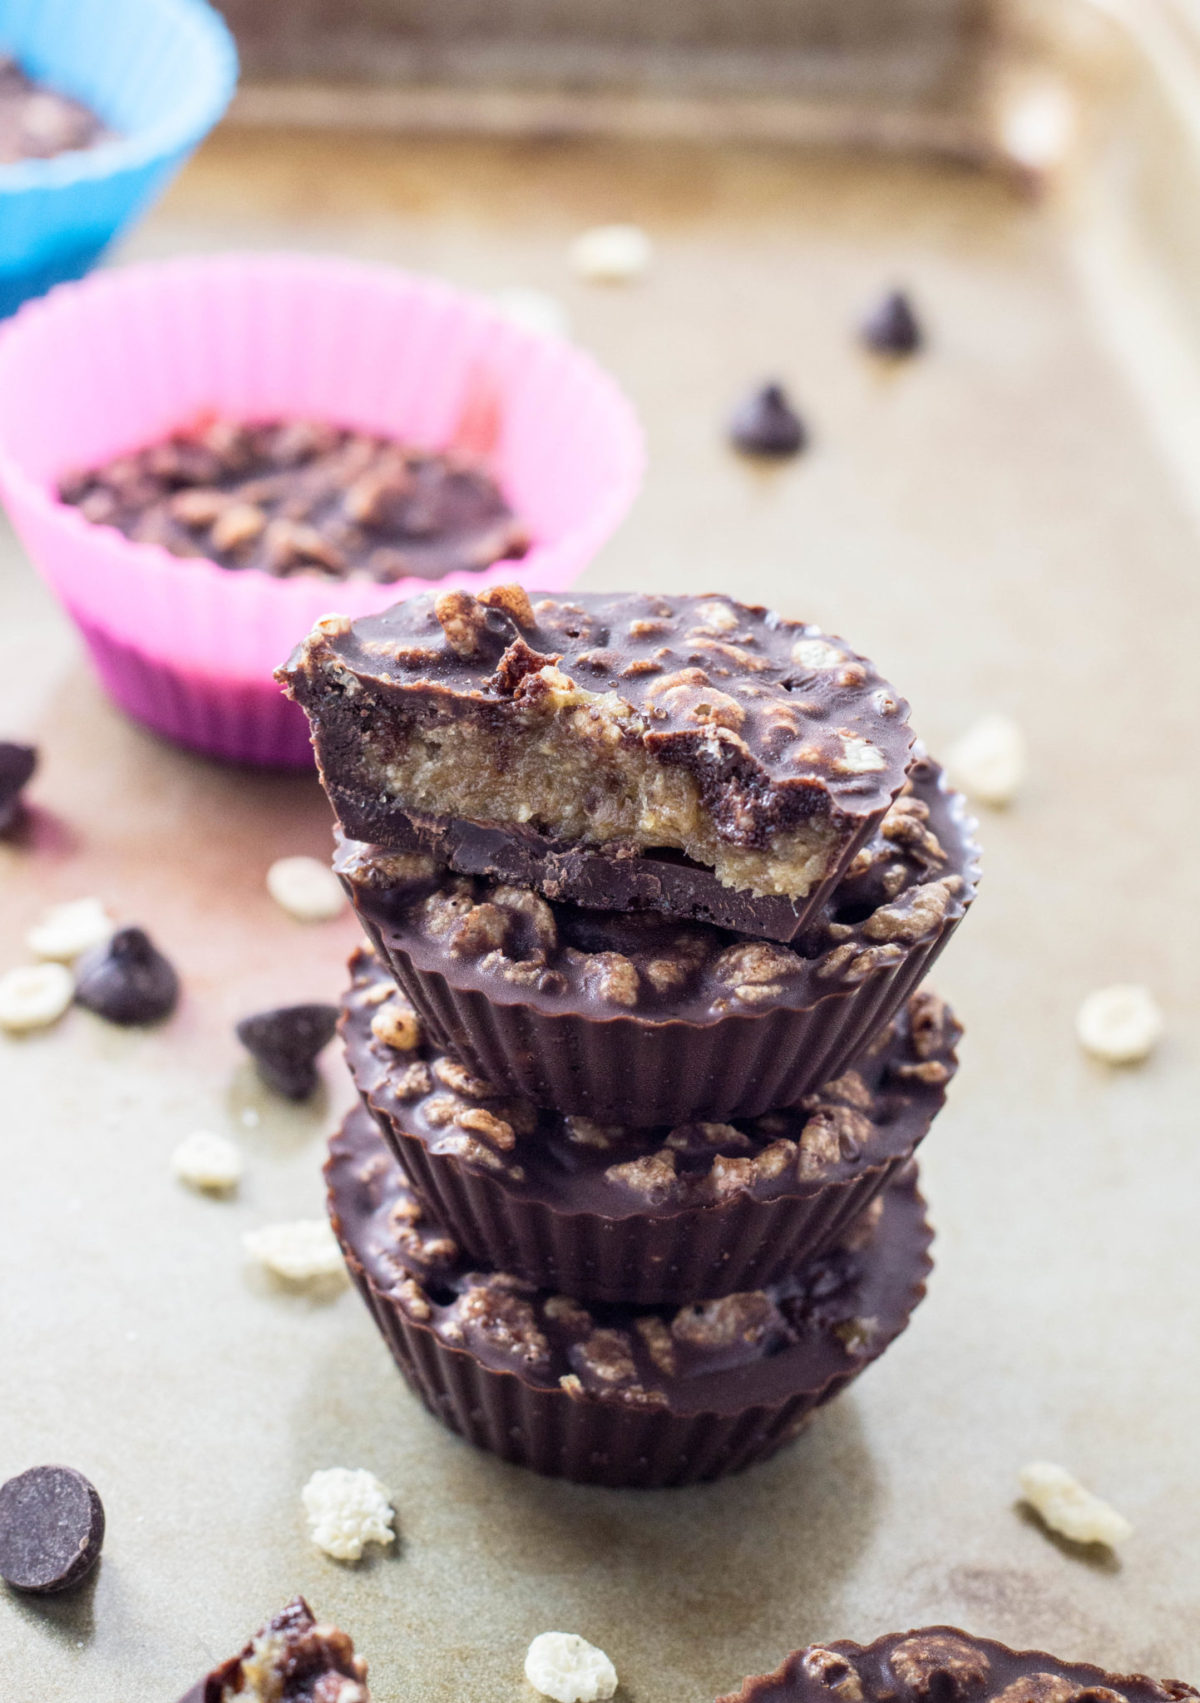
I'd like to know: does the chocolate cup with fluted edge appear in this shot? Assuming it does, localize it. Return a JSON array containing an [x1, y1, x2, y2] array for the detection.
[[716, 1627, 1200, 1703], [325, 1102, 934, 1489], [341, 942, 959, 1304], [336, 760, 978, 1126]]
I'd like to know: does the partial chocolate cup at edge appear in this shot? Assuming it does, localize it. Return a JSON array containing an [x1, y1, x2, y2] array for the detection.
[[326, 1105, 934, 1490], [716, 1628, 1200, 1703]]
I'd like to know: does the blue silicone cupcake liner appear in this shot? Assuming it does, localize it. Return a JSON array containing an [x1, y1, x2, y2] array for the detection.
[[0, 0, 237, 316]]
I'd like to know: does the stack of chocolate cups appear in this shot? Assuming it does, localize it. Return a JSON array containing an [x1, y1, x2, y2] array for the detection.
[[281, 586, 980, 1489]]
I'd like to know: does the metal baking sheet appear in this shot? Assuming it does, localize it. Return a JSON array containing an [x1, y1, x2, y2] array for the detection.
[[3, 26, 1200, 1702]]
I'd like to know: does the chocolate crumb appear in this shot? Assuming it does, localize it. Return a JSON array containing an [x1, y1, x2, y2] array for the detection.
[[0, 1465, 105, 1594], [74, 927, 180, 1025], [861, 289, 923, 356], [729, 382, 808, 457], [175, 1594, 371, 1702], [237, 1003, 339, 1100], [0, 741, 36, 834]]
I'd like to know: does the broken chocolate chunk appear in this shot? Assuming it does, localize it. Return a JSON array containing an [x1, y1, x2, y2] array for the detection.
[[860, 289, 923, 356], [0, 741, 36, 834], [729, 382, 808, 457], [0, 1464, 105, 1594], [237, 1003, 339, 1100], [176, 1595, 370, 1702], [74, 927, 180, 1025]]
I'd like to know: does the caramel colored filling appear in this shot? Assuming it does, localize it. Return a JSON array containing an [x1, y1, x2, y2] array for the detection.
[[359, 682, 837, 899]]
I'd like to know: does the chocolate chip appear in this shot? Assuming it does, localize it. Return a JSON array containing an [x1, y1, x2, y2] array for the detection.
[[861, 289, 923, 356], [728, 383, 807, 457], [0, 1465, 105, 1593], [74, 927, 180, 1025], [0, 741, 37, 834], [236, 1004, 339, 1100]]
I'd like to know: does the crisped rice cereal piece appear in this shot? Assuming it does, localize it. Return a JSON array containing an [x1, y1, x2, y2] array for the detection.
[[172, 1131, 243, 1193], [1076, 985, 1162, 1065], [1019, 1460, 1132, 1548], [301, 1468, 394, 1562], [26, 897, 113, 962], [0, 962, 74, 1033], [245, 1221, 347, 1286], [569, 223, 651, 282], [945, 714, 1025, 807], [525, 1632, 618, 1703], [267, 855, 346, 922]]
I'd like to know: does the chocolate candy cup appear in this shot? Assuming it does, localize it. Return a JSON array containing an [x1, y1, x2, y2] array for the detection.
[[340, 757, 978, 1126], [326, 1104, 933, 1489], [341, 944, 959, 1304], [282, 588, 917, 934], [718, 1627, 1197, 1703]]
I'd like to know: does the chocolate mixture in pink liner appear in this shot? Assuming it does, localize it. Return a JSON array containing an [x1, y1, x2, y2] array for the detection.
[[60, 418, 529, 585]]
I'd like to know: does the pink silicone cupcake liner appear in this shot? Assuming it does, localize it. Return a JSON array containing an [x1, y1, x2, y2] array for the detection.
[[0, 252, 644, 765]]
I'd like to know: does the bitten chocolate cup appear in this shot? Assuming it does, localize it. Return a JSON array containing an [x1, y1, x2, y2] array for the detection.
[[341, 944, 959, 1304], [282, 588, 918, 939], [337, 755, 979, 1127], [717, 1627, 1198, 1703], [325, 1103, 934, 1490]]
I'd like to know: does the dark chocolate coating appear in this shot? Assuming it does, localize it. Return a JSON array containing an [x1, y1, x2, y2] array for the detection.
[[0, 1465, 104, 1594], [60, 419, 528, 586], [174, 1595, 370, 1702], [341, 943, 958, 1302], [74, 927, 179, 1025], [861, 289, 924, 357], [718, 1628, 1197, 1703], [729, 383, 808, 457], [0, 740, 36, 834], [326, 1103, 933, 1486], [280, 588, 915, 923], [235, 1004, 339, 1100]]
